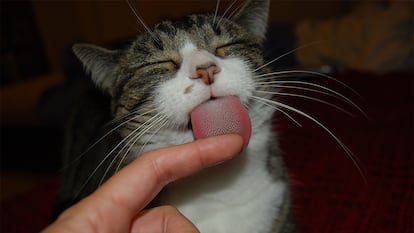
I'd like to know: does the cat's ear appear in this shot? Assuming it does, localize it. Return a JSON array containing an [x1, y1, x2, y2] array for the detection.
[[232, 0, 270, 41], [73, 44, 121, 95]]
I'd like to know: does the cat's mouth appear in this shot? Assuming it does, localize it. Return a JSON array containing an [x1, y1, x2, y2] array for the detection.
[[189, 95, 252, 149]]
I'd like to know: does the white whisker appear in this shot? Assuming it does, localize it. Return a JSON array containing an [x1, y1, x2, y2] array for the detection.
[[99, 114, 168, 186], [74, 121, 142, 198], [253, 41, 323, 72], [212, 0, 221, 26], [255, 79, 367, 118], [76, 112, 163, 196], [256, 83, 345, 103], [137, 117, 170, 156], [255, 90, 356, 117], [251, 97, 302, 127], [216, 0, 239, 28], [126, 0, 161, 45], [251, 96, 366, 183], [62, 107, 157, 172], [106, 103, 157, 126], [227, 1, 244, 20], [113, 115, 168, 175], [255, 70, 363, 101]]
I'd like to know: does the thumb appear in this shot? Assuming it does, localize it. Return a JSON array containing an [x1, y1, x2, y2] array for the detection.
[[131, 205, 199, 233]]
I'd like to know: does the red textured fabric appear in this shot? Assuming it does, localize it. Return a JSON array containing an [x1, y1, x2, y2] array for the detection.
[[277, 71, 413, 233], [1, 71, 412, 233], [0, 179, 58, 233]]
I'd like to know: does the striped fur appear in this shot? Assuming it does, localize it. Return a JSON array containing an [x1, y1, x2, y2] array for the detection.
[[58, 1, 295, 232]]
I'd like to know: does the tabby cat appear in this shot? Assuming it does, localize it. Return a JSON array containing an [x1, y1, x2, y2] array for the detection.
[[56, 0, 297, 232]]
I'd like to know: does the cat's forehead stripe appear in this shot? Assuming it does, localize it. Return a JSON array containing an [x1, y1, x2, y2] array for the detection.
[[156, 14, 210, 32]]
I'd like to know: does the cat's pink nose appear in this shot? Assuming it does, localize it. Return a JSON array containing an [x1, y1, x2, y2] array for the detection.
[[191, 63, 220, 85]]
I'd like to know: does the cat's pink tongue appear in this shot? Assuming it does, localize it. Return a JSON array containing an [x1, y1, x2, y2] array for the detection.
[[190, 96, 251, 149]]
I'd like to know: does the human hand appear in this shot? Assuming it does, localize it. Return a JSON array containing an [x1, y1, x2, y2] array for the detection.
[[42, 134, 243, 233]]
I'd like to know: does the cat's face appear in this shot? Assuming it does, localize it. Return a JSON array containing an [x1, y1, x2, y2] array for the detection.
[[120, 14, 263, 125], [73, 0, 272, 151]]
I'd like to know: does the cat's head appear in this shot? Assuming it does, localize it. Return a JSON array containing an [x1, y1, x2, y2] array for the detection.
[[73, 0, 272, 149]]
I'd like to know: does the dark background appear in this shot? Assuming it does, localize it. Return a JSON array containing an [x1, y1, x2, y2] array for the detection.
[[0, 1, 412, 232], [0, 0, 356, 194]]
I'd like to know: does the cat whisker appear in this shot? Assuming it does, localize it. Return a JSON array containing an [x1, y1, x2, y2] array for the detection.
[[215, 0, 239, 28], [136, 117, 170, 157], [109, 118, 170, 185], [244, 101, 254, 112], [253, 41, 323, 73], [102, 108, 157, 137], [74, 122, 142, 199], [255, 79, 367, 118], [76, 112, 163, 197], [227, 1, 244, 20], [256, 83, 350, 105], [113, 115, 168, 176], [254, 73, 303, 80], [97, 129, 141, 188], [255, 70, 364, 101], [251, 95, 367, 183], [126, 0, 161, 45], [251, 97, 302, 127], [212, 0, 221, 27], [255, 90, 356, 117], [60, 107, 158, 172], [99, 114, 168, 186], [105, 103, 157, 126]]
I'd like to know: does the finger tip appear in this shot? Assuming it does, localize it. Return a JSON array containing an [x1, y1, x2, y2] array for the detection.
[[207, 134, 245, 155], [205, 134, 243, 146], [221, 134, 245, 152], [190, 134, 245, 167]]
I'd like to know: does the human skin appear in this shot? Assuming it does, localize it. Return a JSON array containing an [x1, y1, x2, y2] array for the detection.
[[42, 134, 243, 233]]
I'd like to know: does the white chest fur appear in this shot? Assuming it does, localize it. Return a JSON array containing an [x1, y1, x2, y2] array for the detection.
[[158, 126, 286, 233]]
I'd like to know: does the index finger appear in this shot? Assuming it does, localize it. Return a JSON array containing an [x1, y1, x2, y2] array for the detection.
[[56, 134, 243, 233]]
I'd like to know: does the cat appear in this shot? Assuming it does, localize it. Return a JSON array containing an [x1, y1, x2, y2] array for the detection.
[[55, 0, 297, 232]]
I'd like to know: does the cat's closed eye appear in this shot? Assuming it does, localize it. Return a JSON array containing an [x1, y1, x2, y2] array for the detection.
[[140, 60, 180, 74], [63, 1, 298, 232], [215, 41, 247, 57], [158, 60, 180, 71]]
